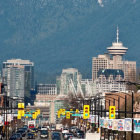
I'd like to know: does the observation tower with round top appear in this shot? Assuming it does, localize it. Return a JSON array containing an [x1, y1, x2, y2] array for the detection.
[[107, 27, 128, 56]]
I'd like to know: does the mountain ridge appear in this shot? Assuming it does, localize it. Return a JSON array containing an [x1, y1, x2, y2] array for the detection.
[[0, 0, 139, 82]]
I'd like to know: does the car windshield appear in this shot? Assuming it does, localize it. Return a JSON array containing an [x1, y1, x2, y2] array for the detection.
[[41, 131, 48, 134], [53, 135, 61, 140], [64, 128, 68, 130], [15, 133, 21, 137], [78, 131, 84, 133], [11, 135, 17, 138], [67, 133, 73, 136], [17, 130, 24, 133], [53, 132, 60, 136]]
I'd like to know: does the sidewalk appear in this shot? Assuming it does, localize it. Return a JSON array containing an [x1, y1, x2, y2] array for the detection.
[[86, 132, 100, 140]]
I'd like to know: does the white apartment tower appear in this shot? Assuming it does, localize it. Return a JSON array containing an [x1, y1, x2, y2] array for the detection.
[[56, 68, 82, 95], [92, 28, 136, 82]]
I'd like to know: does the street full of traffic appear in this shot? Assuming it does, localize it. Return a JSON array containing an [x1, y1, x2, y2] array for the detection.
[[9, 124, 86, 140]]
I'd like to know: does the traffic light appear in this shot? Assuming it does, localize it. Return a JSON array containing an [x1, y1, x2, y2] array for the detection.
[[76, 109, 79, 113], [59, 109, 63, 114], [18, 103, 25, 118], [66, 111, 70, 119], [109, 106, 115, 119], [17, 115, 21, 120], [62, 109, 65, 115], [32, 112, 37, 119], [57, 110, 60, 118], [70, 109, 73, 111], [83, 105, 90, 119]]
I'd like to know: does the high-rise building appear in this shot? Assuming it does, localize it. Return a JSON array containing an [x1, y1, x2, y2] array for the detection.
[[36, 84, 57, 95], [92, 28, 136, 82], [56, 68, 82, 95], [2, 59, 34, 98], [92, 54, 110, 81]]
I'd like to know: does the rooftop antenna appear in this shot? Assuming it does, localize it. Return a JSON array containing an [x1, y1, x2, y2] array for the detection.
[[117, 26, 119, 43]]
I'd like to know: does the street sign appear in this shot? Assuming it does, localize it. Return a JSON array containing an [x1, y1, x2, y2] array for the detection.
[[72, 114, 82, 117]]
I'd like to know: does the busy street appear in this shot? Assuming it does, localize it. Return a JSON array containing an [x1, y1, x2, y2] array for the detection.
[[9, 123, 86, 140]]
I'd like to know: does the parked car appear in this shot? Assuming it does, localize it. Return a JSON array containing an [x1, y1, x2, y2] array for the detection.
[[41, 126, 48, 131], [64, 133, 73, 140], [67, 135, 74, 140], [23, 125, 28, 129], [69, 126, 77, 133], [27, 132, 35, 139], [52, 135, 61, 140], [62, 128, 69, 136], [9, 135, 20, 140], [75, 130, 85, 138], [52, 132, 61, 140], [50, 126, 56, 131], [38, 126, 42, 131], [14, 133, 22, 140], [31, 127, 38, 133], [75, 128, 81, 132], [40, 130, 48, 138], [21, 127, 28, 133], [9, 133, 22, 140], [32, 131, 37, 137], [17, 130, 26, 137]]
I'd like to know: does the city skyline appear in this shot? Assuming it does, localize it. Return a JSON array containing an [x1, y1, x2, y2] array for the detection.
[[0, 0, 139, 83], [0, 1, 140, 139]]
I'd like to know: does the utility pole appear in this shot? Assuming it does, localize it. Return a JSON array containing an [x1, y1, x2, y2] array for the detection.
[[131, 91, 134, 140]]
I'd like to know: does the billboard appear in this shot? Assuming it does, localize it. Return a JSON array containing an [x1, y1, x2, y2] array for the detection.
[[118, 119, 125, 131], [124, 118, 132, 131], [134, 119, 140, 133], [112, 119, 118, 130], [100, 118, 104, 127], [104, 119, 108, 128], [108, 119, 113, 129]]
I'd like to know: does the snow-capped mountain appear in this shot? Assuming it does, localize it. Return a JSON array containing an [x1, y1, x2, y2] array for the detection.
[[97, 0, 137, 7]]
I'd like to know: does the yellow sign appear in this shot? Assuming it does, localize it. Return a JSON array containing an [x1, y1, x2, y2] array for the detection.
[[70, 109, 73, 111], [66, 111, 70, 119], [83, 105, 90, 119], [109, 106, 115, 119]]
